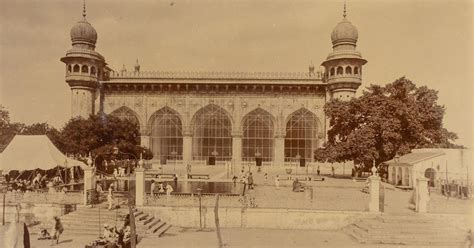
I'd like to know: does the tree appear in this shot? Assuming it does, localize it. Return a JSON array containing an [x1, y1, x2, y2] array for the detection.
[[314, 77, 458, 169], [59, 113, 153, 160], [0, 105, 25, 152]]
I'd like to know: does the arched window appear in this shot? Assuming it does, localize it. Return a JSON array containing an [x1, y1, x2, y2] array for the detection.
[[91, 66, 96, 75], [330, 68, 335, 76], [354, 67, 359, 75], [67, 65, 72, 72], [404, 167, 410, 186], [336, 66, 343, 75], [81, 65, 89, 73], [73, 65, 80, 72], [391, 167, 396, 184], [345, 66, 352, 74], [242, 108, 274, 162], [110, 106, 140, 126], [192, 105, 232, 162], [284, 108, 319, 161], [397, 167, 402, 185], [149, 107, 183, 164]]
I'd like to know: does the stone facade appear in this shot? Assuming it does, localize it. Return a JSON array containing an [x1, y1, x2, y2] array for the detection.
[[61, 7, 366, 166]]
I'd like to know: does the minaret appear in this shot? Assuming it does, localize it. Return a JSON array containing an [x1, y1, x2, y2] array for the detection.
[[60, 1, 107, 118], [322, 4, 367, 100]]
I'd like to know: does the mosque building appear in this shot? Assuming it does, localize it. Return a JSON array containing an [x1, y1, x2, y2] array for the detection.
[[60, 4, 366, 167]]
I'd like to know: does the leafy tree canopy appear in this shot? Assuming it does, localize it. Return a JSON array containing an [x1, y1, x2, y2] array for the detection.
[[314, 77, 459, 168], [0, 106, 152, 160], [59, 113, 153, 160]]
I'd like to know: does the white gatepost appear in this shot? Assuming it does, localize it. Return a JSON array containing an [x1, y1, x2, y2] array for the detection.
[[416, 177, 429, 213], [135, 168, 145, 206], [368, 175, 380, 212], [83, 167, 95, 205]]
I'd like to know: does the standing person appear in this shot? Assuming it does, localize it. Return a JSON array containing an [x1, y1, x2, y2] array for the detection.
[[275, 175, 280, 188], [248, 173, 254, 190], [150, 180, 156, 195], [264, 173, 268, 185], [317, 166, 321, 176], [51, 216, 63, 244], [166, 183, 174, 196], [107, 185, 114, 210], [331, 166, 335, 177]]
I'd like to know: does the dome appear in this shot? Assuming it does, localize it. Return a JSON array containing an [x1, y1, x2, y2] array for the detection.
[[330, 18, 358, 45], [70, 19, 97, 45]]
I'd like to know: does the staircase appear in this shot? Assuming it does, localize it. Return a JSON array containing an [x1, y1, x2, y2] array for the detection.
[[344, 214, 470, 246], [133, 209, 172, 237], [35, 205, 172, 238]]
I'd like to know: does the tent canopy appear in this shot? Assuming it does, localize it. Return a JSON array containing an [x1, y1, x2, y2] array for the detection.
[[0, 135, 85, 171]]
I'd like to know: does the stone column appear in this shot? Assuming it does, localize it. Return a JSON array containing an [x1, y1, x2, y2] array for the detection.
[[135, 168, 145, 206], [182, 129, 193, 165], [83, 167, 95, 205], [368, 175, 380, 212], [274, 132, 285, 167], [416, 177, 429, 213], [232, 131, 242, 167], [140, 135, 150, 149]]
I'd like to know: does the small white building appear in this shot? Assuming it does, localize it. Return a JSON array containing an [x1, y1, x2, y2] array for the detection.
[[386, 148, 473, 188]]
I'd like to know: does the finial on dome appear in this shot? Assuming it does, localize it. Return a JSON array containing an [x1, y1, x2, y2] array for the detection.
[[309, 61, 315, 77], [134, 59, 141, 73], [343, 1, 347, 18], [82, 0, 87, 19]]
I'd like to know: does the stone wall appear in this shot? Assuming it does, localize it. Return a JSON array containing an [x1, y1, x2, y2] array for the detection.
[[140, 206, 377, 230], [1, 203, 76, 224]]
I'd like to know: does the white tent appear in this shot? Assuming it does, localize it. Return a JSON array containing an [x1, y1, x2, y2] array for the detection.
[[0, 135, 85, 171]]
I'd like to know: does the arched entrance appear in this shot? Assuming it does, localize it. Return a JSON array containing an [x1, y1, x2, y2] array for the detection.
[[149, 107, 183, 164], [242, 108, 274, 163], [192, 105, 232, 163], [424, 168, 436, 187], [284, 108, 319, 163]]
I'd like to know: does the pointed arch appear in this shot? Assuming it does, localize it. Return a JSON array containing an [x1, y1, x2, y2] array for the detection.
[[148, 107, 183, 163], [109, 106, 140, 127], [284, 108, 319, 161], [242, 108, 275, 162], [345, 66, 352, 74], [192, 104, 232, 162]]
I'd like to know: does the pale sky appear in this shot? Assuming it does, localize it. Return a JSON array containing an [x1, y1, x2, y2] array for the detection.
[[0, 0, 472, 147]]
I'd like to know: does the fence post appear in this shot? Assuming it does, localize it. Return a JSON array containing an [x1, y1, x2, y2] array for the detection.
[[83, 167, 95, 205], [135, 168, 145, 207], [214, 194, 223, 248], [368, 175, 380, 212], [416, 177, 429, 213]]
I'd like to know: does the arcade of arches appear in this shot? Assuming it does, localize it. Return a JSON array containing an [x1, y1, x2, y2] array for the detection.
[[110, 105, 320, 166]]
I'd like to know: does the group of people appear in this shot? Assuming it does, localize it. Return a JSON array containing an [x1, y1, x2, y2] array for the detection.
[[150, 180, 174, 195], [8, 173, 65, 193], [37, 216, 64, 244], [87, 214, 133, 248]]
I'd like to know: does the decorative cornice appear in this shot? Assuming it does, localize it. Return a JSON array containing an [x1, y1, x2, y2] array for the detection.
[[109, 70, 324, 81]]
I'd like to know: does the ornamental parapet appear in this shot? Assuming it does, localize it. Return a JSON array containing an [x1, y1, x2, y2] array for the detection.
[[109, 70, 324, 81]]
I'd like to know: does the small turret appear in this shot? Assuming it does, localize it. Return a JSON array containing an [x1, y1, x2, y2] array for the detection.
[[60, 1, 108, 118], [321, 3, 367, 101]]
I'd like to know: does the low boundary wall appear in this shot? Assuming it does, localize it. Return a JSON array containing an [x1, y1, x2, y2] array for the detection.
[[140, 206, 378, 230]]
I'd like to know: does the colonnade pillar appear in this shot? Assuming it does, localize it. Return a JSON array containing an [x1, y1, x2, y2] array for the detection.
[[274, 132, 285, 167], [183, 129, 193, 165], [232, 131, 242, 168]]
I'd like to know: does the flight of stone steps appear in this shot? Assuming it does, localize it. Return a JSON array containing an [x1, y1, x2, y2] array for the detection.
[[38, 205, 172, 238], [344, 214, 470, 246]]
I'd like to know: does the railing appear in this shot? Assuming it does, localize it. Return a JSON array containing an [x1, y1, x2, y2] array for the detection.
[[144, 193, 246, 208], [109, 70, 324, 80], [5, 191, 83, 205]]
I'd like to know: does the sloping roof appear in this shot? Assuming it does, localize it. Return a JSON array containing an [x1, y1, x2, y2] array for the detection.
[[386, 152, 445, 166], [0, 135, 85, 171]]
